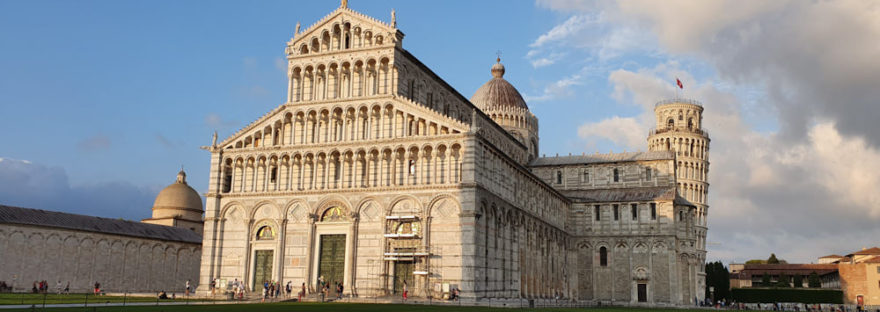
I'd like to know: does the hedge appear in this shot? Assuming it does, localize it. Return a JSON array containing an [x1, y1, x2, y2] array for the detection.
[[731, 288, 843, 304]]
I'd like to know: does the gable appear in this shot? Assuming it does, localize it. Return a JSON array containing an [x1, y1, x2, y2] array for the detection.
[[218, 97, 469, 151], [286, 6, 400, 56]]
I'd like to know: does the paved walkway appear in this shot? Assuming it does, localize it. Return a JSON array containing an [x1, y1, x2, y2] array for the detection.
[[0, 300, 234, 310]]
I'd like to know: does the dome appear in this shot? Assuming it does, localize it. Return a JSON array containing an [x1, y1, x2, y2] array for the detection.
[[470, 58, 529, 111], [151, 170, 203, 221]]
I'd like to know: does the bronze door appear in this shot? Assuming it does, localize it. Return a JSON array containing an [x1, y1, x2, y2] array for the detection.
[[318, 235, 346, 296], [393, 261, 414, 294], [253, 250, 274, 290]]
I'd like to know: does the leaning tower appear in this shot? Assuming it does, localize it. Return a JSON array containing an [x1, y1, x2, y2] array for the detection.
[[647, 98, 710, 292]]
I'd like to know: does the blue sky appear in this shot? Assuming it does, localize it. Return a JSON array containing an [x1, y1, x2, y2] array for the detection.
[[2, 0, 880, 264]]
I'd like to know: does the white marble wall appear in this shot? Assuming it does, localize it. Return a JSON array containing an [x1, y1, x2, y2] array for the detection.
[[0, 224, 200, 293]]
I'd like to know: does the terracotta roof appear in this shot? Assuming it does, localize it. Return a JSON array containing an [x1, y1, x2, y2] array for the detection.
[[0, 205, 202, 244], [819, 254, 843, 258], [530, 151, 675, 167], [862, 256, 880, 263], [850, 247, 880, 255]]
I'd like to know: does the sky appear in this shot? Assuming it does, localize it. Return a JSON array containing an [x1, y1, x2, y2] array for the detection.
[[1, 0, 879, 265]]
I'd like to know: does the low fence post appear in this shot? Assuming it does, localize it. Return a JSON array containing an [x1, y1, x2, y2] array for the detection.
[[84, 293, 88, 308]]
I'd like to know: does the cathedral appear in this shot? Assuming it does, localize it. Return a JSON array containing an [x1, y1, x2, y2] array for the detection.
[[197, 2, 709, 305]]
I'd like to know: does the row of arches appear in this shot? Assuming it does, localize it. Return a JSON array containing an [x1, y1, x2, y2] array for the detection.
[[0, 229, 199, 293], [226, 103, 463, 150], [477, 201, 569, 299], [221, 143, 464, 194], [650, 136, 709, 159], [289, 58, 391, 102], [678, 182, 707, 206], [478, 142, 568, 228], [657, 107, 702, 130], [295, 21, 387, 56], [678, 160, 708, 182]]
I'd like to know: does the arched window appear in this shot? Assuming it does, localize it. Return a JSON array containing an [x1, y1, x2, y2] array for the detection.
[[556, 171, 562, 184], [256, 226, 274, 240], [600, 247, 608, 266], [613, 168, 619, 182], [645, 167, 652, 180], [667, 118, 674, 129], [688, 118, 694, 130], [678, 110, 683, 120], [583, 169, 590, 183]]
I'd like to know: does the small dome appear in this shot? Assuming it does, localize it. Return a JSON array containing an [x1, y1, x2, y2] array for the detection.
[[470, 58, 528, 111], [152, 169, 203, 221]]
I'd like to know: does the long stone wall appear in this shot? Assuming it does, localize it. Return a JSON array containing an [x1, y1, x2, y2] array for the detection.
[[0, 224, 200, 293]]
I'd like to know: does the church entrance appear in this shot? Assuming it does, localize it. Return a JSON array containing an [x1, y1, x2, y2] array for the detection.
[[637, 283, 647, 302], [252, 250, 273, 290], [393, 261, 413, 294], [318, 234, 346, 296]]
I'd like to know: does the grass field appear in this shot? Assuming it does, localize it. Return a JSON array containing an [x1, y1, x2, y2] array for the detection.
[[0, 301, 707, 312], [0, 293, 201, 305]]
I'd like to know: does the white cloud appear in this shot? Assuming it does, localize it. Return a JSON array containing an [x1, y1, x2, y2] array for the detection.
[[523, 73, 583, 102], [577, 116, 646, 151], [530, 15, 596, 49]]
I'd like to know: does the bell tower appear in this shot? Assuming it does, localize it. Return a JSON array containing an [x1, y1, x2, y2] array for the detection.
[[647, 98, 710, 265]]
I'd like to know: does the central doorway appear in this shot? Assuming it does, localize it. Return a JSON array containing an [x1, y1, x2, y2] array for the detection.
[[393, 261, 414, 294], [318, 234, 346, 296], [253, 250, 273, 290]]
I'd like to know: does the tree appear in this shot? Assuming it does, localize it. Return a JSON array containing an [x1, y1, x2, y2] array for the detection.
[[762, 273, 772, 287], [808, 272, 822, 288], [767, 253, 780, 264], [793, 274, 804, 288], [777, 273, 790, 288], [705, 261, 731, 301], [746, 259, 767, 264]]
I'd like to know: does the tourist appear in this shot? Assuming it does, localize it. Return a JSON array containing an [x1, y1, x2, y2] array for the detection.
[[262, 282, 268, 302], [185, 279, 191, 296], [320, 284, 326, 302], [275, 281, 281, 298], [63, 282, 70, 294], [402, 280, 408, 301], [285, 281, 292, 298], [159, 291, 168, 299], [32, 281, 37, 293], [336, 282, 343, 300], [210, 278, 216, 296], [318, 275, 325, 292], [299, 283, 305, 302], [94, 281, 101, 295], [55, 281, 62, 294]]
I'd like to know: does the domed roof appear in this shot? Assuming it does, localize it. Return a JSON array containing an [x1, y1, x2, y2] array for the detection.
[[470, 58, 529, 111], [152, 170, 203, 216]]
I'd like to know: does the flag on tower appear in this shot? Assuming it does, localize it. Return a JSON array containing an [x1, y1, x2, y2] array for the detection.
[[676, 78, 683, 89]]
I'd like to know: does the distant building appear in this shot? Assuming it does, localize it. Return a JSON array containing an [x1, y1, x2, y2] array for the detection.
[[729, 247, 880, 305], [0, 170, 203, 293]]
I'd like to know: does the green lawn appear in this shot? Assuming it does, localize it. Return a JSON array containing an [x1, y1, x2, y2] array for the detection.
[[0, 301, 706, 312], [0, 293, 201, 305]]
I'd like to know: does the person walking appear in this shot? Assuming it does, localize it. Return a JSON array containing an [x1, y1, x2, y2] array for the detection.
[[337, 282, 344, 300], [185, 280, 191, 296], [63, 282, 70, 294], [210, 278, 216, 296], [285, 282, 292, 298], [402, 280, 408, 301], [299, 283, 305, 302]]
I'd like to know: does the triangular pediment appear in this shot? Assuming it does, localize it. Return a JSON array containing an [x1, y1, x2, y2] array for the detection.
[[217, 96, 470, 151], [286, 5, 400, 50]]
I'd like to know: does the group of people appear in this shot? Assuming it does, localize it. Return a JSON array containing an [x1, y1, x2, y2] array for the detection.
[[260, 280, 284, 302], [316, 276, 344, 302]]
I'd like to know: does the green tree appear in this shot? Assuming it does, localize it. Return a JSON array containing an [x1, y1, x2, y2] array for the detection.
[[793, 274, 804, 287], [705, 261, 731, 301], [767, 253, 780, 264], [746, 259, 766, 264], [777, 273, 790, 287], [808, 272, 822, 288], [762, 273, 772, 287]]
